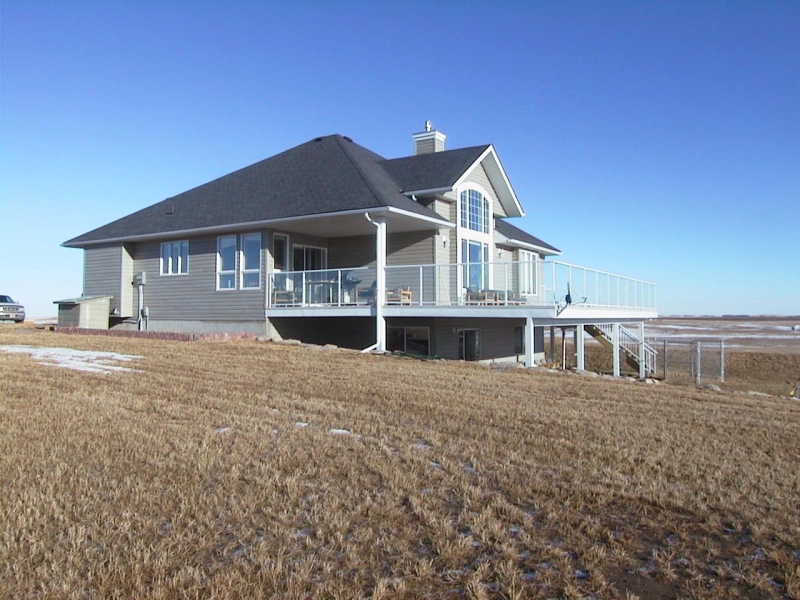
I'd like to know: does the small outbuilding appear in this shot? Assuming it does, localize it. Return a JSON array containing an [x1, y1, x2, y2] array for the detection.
[[54, 296, 113, 329]]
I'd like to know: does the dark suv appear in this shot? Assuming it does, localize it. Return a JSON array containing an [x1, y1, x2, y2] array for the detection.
[[0, 295, 25, 323]]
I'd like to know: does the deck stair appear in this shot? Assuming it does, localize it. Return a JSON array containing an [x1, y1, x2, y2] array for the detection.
[[585, 324, 657, 377]]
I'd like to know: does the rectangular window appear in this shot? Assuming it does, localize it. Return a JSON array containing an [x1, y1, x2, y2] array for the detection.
[[273, 234, 288, 271], [240, 233, 261, 289], [514, 325, 525, 355], [217, 236, 236, 290], [462, 239, 489, 290], [387, 326, 431, 356], [519, 250, 539, 295], [293, 245, 327, 271], [160, 241, 189, 275]]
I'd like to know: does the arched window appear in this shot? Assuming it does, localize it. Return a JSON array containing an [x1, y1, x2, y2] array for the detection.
[[460, 189, 489, 234]]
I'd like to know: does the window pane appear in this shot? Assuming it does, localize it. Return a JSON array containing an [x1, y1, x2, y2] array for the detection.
[[219, 273, 235, 289], [405, 327, 430, 355], [171, 242, 180, 274], [293, 247, 304, 270], [307, 247, 324, 270], [161, 244, 170, 274], [242, 234, 260, 270], [180, 241, 189, 274], [387, 327, 405, 352], [242, 272, 259, 288], [274, 236, 287, 270], [218, 236, 236, 271]]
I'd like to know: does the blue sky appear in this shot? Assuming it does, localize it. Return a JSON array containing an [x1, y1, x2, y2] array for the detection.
[[2, 1, 798, 317]]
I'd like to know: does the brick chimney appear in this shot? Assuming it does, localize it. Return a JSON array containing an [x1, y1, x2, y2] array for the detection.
[[412, 120, 446, 155]]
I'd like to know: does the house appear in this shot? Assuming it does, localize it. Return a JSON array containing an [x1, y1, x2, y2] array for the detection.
[[63, 124, 657, 374]]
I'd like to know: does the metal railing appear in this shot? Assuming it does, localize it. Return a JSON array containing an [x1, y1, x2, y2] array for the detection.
[[591, 323, 658, 375], [268, 260, 656, 311]]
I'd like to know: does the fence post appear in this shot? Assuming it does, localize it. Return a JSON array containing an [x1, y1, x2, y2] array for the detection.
[[695, 342, 702, 385], [663, 340, 668, 381], [720, 340, 725, 383]]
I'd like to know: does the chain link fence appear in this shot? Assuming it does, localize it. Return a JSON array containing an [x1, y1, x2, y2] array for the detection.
[[650, 339, 725, 384]]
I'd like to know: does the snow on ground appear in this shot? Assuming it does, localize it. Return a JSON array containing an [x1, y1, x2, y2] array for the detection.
[[0, 345, 142, 374]]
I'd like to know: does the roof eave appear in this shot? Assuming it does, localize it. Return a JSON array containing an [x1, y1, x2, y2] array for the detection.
[[63, 205, 452, 248], [453, 146, 525, 218]]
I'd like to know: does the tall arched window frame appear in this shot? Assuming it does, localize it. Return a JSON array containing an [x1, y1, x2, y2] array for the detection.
[[460, 189, 490, 234], [457, 186, 493, 291]]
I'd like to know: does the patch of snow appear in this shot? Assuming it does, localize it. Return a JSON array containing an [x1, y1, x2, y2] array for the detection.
[[215, 427, 230, 434], [294, 422, 310, 428], [329, 428, 351, 436], [0, 345, 142, 374]]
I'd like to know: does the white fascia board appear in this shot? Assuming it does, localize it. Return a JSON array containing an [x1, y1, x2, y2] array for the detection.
[[386, 206, 455, 228], [500, 238, 562, 256], [401, 186, 453, 196], [452, 146, 525, 218]]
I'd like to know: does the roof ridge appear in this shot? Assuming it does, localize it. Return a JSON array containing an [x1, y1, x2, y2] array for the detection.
[[333, 135, 391, 208]]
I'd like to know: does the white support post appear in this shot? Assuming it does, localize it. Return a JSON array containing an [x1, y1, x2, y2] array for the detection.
[[576, 324, 585, 371], [638, 321, 646, 379], [375, 216, 387, 352], [612, 323, 620, 377], [524, 316, 534, 367]]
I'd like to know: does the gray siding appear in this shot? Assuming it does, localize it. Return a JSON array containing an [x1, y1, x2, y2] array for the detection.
[[328, 231, 434, 269], [493, 248, 518, 291], [120, 244, 135, 316], [84, 244, 122, 313], [432, 318, 524, 361], [132, 233, 266, 322], [464, 163, 506, 217]]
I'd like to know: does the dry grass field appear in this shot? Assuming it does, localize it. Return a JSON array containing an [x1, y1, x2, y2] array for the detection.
[[1, 326, 799, 599]]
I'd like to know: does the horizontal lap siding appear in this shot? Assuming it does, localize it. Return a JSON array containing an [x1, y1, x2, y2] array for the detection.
[[433, 318, 523, 360], [465, 163, 506, 218], [133, 234, 265, 322], [328, 236, 374, 269], [120, 245, 134, 316], [493, 249, 518, 291], [84, 244, 122, 313], [328, 232, 434, 269]]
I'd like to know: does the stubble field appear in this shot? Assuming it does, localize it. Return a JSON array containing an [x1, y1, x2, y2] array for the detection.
[[1, 326, 798, 599]]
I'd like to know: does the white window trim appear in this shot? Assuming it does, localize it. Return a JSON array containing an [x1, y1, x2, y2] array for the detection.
[[239, 233, 262, 290], [456, 184, 495, 293], [217, 233, 263, 291], [160, 240, 189, 276], [216, 235, 237, 291], [519, 249, 539, 296], [458, 186, 491, 235]]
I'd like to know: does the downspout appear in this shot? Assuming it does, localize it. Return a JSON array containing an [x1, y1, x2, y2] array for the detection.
[[361, 212, 387, 353]]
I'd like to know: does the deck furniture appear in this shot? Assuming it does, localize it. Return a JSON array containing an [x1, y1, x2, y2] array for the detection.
[[386, 286, 412, 305]]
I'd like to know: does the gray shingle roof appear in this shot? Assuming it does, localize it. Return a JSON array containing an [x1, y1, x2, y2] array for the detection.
[[495, 219, 560, 254], [379, 145, 489, 193], [64, 135, 553, 251], [64, 135, 449, 247]]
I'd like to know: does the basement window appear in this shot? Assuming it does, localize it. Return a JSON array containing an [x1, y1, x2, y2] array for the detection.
[[387, 326, 430, 356], [160, 241, 189, 275]]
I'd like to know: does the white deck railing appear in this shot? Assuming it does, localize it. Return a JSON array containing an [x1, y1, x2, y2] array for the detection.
[[268, 261, 656, 311]]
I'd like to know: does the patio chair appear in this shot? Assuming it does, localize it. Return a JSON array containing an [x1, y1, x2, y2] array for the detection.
[[386, 286, 412, 305]]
